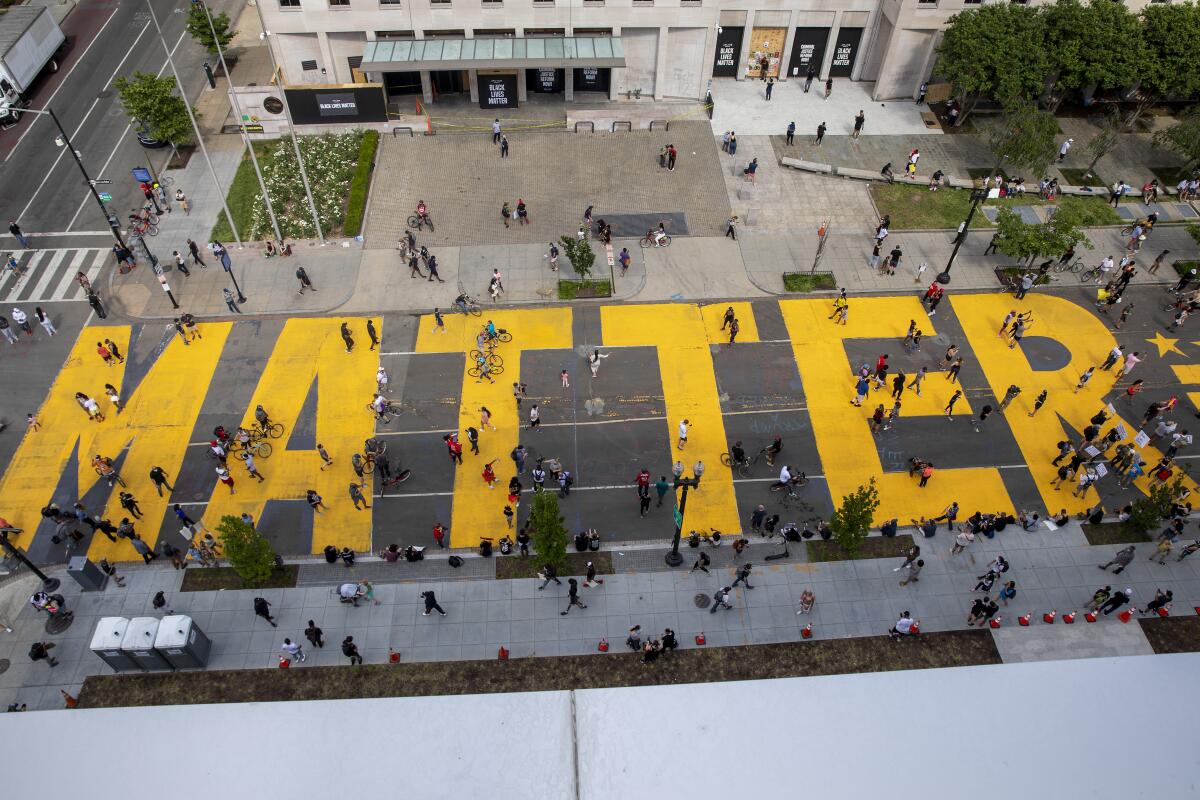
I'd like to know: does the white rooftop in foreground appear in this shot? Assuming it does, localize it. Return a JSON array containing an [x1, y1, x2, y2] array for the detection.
[[3, 653, 1198, 798]]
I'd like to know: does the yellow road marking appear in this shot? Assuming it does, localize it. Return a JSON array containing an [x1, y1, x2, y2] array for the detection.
[[416, 308, 573, 547], [600, 303, 759, 534], [203, 318, 380, 553], [779, 296, 1008, 523], [952, 294, 1196, 513], [1170, 364, 1200, 385]]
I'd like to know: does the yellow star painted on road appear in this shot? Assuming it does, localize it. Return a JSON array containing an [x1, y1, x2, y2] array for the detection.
[[1147, 331, 1184, 358]]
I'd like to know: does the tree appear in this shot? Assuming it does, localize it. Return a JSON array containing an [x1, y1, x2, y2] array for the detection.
[[994, 207, 1045, 265], [1135, 2, 1200, 129], [558, 236, 595, 282], [1127, 473, 1188, 534], [1043, 0, 1144, 111], [983, 103, 1060, 177], [1153, 105, 1200, 168], [996, 197, 1093, 265], [186, 3, 234, 57], [1082, 109, 1122, 180], [113, 72, 194, 145], [935, 4, 1049, 125], [529, 492, 569, 571], [216, 514, 277, 587], [829, 479, 879, 559]]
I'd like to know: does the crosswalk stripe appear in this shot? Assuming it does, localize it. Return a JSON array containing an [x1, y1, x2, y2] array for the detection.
[[0, 252, 31, 299], [22, 250, 68, 302], [53, 250, 91, 301]]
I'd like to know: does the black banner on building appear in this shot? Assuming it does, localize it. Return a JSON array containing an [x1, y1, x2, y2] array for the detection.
[[828, 27, 863, 78], [283, 86, 388, 125], [712, 26, 744, 78], [573, 66, 610, 92], [527, 68, 564, 93], [479, 73, 518, 108], [787, 27, 829, 78]]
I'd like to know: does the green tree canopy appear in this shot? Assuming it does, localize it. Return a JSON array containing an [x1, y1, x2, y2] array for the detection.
[[984, 103, 1060, 176], [1044, 0, 1144, 107], [996, 197, 1093, 264], [1153, 104, 1200, 168], [935, 4, 1049, 123], [559, 236, 595, 281], [186, 3, 234, 57], [1141, 2, 1200, 102], [216, 514, 277, 587], [830, 479, 879, 558], [529, 492, 569, 571], [113, 72, 194, 145]]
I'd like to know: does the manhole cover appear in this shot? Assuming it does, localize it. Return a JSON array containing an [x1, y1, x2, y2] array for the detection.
[[693, 593, 711, 609], [45, 613, 74, 635], [0, 658, 9, 674]]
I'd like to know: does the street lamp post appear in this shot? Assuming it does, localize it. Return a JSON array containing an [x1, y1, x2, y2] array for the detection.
[[665, 460, 705, 567], [222, 252, 247, 303], [0, 527, 60, 592], [937, 187, 989, 284]]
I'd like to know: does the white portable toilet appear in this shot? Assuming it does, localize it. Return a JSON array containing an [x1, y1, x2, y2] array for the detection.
[[90, 617, 136, 672], [153, 615, 212, 670], [120, 616, 171, 671]]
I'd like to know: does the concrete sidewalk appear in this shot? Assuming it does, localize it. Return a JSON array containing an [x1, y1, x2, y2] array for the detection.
[[1, 518, 1193, 711]]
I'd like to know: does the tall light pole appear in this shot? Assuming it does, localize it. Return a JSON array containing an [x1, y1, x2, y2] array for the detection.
[[253, 3, 325, 244], [938, 188, 989, 284], [198, 0, 281, 242], [665, 460, 705, 567], [0, 526, 60, 592], [17, 107, 126, 249], [145, 0, 242, 247]]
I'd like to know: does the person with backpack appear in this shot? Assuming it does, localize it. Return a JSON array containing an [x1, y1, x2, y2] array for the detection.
[[537, 563, 562, 590], [342, 636, 363, 665], [253, 596, 276, 627], [560, 579, 587, 615]]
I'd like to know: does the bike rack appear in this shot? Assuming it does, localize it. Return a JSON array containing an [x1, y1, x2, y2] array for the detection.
[[574, 121, 594, 133], [649, 120, 669, 132], [392, 126, 414, 138], [612, 121, 632, 132]]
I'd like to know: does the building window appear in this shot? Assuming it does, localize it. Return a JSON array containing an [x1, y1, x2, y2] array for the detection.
[[328, 0, 350, 6], [681, 0, 700, 5], [962, 0, 981, 4], [379, 0, 402, 6], [632, 0, 653, 6], [482, 0, 502, 6], [917, 0, 937, 5], [278, 0, 300, 8], [430, 0, 451, 6], [533, 0, 554, 5], [301, 59, 319, 71], [583, 0, 604, 6]]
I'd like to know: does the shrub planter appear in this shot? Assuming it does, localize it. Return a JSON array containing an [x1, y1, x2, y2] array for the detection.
[[166, 145, 196, 170], [783, 272, 837, 293], [558, 279, 612, 300], [994, 267, 1051, 289], [1173, 258, 1200, 278], [1080, 522, 1151, 546]]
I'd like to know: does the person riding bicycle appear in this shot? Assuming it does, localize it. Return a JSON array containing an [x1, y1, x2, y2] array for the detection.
[[371, 394, 389, 417], [235, 427, 251, 448], [653, 222, 668, 245], [484, 320, 497, 340], [254, 404, 271, 429], [765, 436, 783, 466], [416, 200, 429, 226], [730, 440, 747, 465], [772, 465, 794, 490], [454, 293, 472, 314], [365, 437, 385, 457]]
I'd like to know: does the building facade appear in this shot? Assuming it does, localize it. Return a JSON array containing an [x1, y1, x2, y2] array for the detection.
[[255, 0, 1129, 107]]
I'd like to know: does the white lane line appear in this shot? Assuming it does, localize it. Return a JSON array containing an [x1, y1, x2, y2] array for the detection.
[[27, 249, 67, 299], [49, 249, 90, 299], [65, 26, 189, 231], [4, 5, 123, 161], [16, 18, 155, 219], [25, 230, 113, 237]]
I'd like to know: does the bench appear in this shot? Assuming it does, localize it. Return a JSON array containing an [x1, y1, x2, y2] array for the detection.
[[835, 166, 886, 182], [781, 157, 833, 174]]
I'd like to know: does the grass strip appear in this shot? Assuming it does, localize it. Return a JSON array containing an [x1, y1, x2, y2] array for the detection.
[[179, 565, 298, 592]]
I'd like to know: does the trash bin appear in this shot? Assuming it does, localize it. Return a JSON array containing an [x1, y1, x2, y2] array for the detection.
[[121, 616, 171, 671], [90, 617, 136, 672], [153, 615, 212, 670], [67, 556, 107, 591]]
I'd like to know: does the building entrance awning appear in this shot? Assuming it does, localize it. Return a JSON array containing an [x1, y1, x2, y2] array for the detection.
[[361, 36, 624, 73]]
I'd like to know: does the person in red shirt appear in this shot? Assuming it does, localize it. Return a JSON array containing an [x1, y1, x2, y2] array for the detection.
[[432, 523, 447, 548], [443, 433, 463, 464], [482, 460, 497, 489]]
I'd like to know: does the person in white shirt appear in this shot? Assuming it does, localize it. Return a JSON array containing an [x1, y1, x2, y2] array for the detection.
[[677, 419, 690, 450], [890, 611, 917, 638], [377, 366, 389, 393], [371, 394, 387, 416], [281, 638, 305, 663], [773, 465, 793, 489]]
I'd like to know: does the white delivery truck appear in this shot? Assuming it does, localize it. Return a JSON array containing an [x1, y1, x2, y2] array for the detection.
[[0, 6, 67, 127]]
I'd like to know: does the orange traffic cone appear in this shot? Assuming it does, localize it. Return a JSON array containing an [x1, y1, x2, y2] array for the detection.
[[694, 632, 706, 645], [1194, 606, 1200, 616], [389, 648, 401, 664], [598, 637, 609, 652], [989, 615, 1002, 629], [1043, 610, 1056, 624], [498, 646, 509, 659], [1157, 605, 1171, 617], [1063, 611, 1076, 624], [278, 655, 290, 668], [1085, 611, 1098, 623], [1018, 612, 1031, 626], [1118, 608, 1133, 623], [60, 690, 78, 709], [801, 623, 813, 639]]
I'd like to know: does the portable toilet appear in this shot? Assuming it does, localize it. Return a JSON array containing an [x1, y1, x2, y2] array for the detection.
[[121, 616, 170, 671], [153, 615, 212, 669], [90, 617, 136, 672]]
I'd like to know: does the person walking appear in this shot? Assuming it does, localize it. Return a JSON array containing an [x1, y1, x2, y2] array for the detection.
[[655, 475, 670, 507], [148, 466, 173, 496], [295, 266, 315, 294], [500, 135, 509, 157], [561, 578, 587, 615], [421, 590, 447, 616], [899, 559, 924, 586], [851, 111, 865, 140], [537, 563, 562, 590], [349, 482, 369, 510], [9, 220, 29, 249], [281, 638, 305, 663], [342, 636, 363, 665], [691, 551, 711, 574], [804, 65, 815, 92], [710, 586, 733, 613], [222, 288, 242, 314], [253, 596, 276, 627], [824, 77, 833, 99], [765, 77, 774, 100], [731, 562, 755, 590], [1099, 545, 1136, 574], [785, 121, 795, 145], [306, 489, 326, 513], [1098, 588, 1132, 616], [340, 322, 354, 353], [28, 641, 58, 668], [998, 384, 1021, 412], [304, 620, 324, 648], [677, 419, 690, 450]]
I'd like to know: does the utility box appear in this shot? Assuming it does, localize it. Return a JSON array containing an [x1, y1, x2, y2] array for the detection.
[[67, 556, 107, 591], [121, 616, 170, 671], [153, 615, 212, 670], [90, 617, 136, 672]]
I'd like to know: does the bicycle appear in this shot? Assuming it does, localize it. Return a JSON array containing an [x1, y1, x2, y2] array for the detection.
[[132, 206, 159, 225], [250, 422, 284, 440], [406, 212, 435, 232], [769, 474, 808, 505], [719, 451, 752, 478], [367, 400, 403, 423], [1079, 266, 1104, 284], [468, 363, 505, 378], [454, 298, 482, 317], [238, 439, 273, 460], [129, 218, 159, 237], [1053, 258, 1085, 274], [469, 349, 504, 368], [640, 231, 672, 249], [483, 329, 512, 344]]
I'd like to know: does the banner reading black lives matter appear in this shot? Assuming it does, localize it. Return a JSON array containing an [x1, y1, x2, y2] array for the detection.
[[283, 85, 389, 126]]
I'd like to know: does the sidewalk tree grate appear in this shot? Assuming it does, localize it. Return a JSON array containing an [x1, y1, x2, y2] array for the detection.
[[693, 593, 711, 609]]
